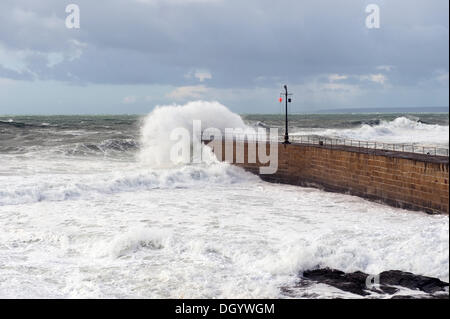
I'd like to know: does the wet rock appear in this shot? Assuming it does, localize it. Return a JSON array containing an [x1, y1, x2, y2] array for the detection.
[[379, 270, 449, 294], [302, 268, 373, 296], [300, 268, 449, 298]]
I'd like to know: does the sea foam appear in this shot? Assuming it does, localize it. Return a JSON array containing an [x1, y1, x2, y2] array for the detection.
[[293, 116, 449, 146], [139, 101, 249, 166], [0, 105, 448, 298]]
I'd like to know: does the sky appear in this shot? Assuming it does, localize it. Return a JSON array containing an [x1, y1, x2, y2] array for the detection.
[[0, 0, 448, 115]]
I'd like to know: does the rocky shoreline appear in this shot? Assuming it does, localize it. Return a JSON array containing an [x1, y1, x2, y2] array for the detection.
[[282, 268, 449, 299]]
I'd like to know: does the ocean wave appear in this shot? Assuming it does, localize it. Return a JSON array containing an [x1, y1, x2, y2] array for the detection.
[[63, 139, 139, 156], [0, 163, 257, 206], [139, 101, 250, 167], [93, 228, 168, 258], [0, 138, 139, 156], [292, 116, 449, 146], [0, 119, 28, 128], [0, 119, 54, 128]]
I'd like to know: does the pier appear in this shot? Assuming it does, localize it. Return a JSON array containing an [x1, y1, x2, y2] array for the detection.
[[205, 138, 449, 214]]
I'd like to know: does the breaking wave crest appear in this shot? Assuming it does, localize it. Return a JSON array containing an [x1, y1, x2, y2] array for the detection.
[[95, 228, 168, 258], [139, 101, 249, 166], [0, 101, 258, 207], [294, 117, 449, 146], [0, 163, 256, 206]]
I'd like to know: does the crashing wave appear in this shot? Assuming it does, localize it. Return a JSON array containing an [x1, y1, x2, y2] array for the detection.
[[0, 163, 257, 206], [139, 101, 250, 167], [292, 117, 449, 146]]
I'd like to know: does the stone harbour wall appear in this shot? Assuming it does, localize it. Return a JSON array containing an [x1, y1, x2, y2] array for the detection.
[[208, 140, 449, 214]]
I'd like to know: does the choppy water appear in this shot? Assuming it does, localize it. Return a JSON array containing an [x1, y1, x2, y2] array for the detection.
[[0, 104, 448, 298], [1, 112, 447, 156], [244, 113, 449, 147]]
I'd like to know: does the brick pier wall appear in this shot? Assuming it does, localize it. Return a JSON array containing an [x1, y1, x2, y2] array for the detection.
[[207, 140, 449, 214]]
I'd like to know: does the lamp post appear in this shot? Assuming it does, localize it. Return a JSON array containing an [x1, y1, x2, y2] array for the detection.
[[280, 85, 292, 144]]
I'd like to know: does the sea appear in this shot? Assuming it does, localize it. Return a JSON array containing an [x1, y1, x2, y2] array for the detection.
[[0, 101, 448, 298]]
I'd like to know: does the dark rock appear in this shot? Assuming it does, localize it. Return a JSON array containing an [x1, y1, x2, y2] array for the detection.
[[302, 268, 372, 296], [300, 268, 449, 298], [380, 270, 449, 294], [391, 294, 448, 299]]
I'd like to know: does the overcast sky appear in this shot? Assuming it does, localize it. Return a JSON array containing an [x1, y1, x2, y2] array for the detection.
[[0, 0, 448, 114]]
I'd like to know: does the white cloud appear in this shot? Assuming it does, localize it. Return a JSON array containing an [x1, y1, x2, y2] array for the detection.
[[323, 83, 354, 91], [359, 73, 387, 85], [0, 43, 32, 74], [185, 69, 213, 82], [194, 70, 212, 82], [328, 74, 348, 82], [67, 39, 87, 62], [325, 72, 388, 86], [166, 85, 209, 100], [0, 39, 86, 75], [46, 52, 64, 68], [284, 81, 365, 107]]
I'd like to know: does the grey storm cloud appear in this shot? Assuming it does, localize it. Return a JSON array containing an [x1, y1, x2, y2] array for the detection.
[[0, 0, 448, 89]]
